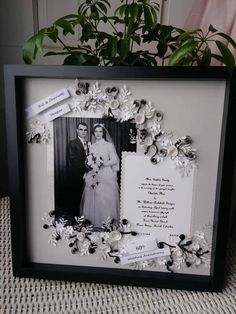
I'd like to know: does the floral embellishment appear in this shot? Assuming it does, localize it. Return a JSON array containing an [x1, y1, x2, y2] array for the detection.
[[105, 86, 119, 98], [75, 80, 89, 95], [110, 230, 122, 241], [135, 113, 146, 125], [26, 119, 51, 143], [168, 145, 179, 158], [43, 211, 211, 273], [144, 136, 153, 146], [109, 99, 120, 110]]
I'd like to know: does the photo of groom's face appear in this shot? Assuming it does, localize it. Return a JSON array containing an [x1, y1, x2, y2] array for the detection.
[[77, 124, 87, 139]]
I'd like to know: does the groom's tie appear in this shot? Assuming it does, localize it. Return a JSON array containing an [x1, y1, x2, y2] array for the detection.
[[83, 140, 88, 155]]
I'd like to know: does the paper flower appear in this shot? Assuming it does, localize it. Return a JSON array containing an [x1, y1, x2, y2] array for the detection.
[[109, 99, 120, 110], [168, 146, 179, 158], [144, 136, 153, 146], [109, 230, 122, 241], [135, 113, 146, 125], [77, 232, 86, 242]]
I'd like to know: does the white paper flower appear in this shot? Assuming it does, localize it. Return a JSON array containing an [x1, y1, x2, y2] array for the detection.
[[109, 99, 120, 110], [144, 136, 153, 146], [194, 230, 205, 240], [191, 243, 200, 251], [173, 247, 183, 257], [89, 233, 100, 243], [79, 240, 90, 256], [168, 146, 179, 158], [135, 113, 146, 125], [77, 232, 86, 242], [63, 226, 75, 239], [119, 85, 131, 103], [100, 232, 110, 241], [147, 121, 163, 139], [41, 128, 51, 143], [195, 258, 202, 266], [109, 230, 122, 241], [140, 102, 156, 119], [156, 257, 167, 266], [98, 244, 111, 260], [42, 213, 54, 225], [28, 119, 45, 134], [55, 222, 65, 235]]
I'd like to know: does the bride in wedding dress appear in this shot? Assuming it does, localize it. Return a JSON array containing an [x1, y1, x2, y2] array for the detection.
[[80, 124, 120, 227]]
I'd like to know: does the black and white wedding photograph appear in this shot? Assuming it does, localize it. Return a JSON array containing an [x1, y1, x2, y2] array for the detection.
[[54, 117, 135, 226]]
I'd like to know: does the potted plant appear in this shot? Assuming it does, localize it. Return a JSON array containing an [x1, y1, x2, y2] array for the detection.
[[23, 0, 236, 72]]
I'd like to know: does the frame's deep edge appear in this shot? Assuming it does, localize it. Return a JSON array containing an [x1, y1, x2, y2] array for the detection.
[[4, 64, 236, 292]]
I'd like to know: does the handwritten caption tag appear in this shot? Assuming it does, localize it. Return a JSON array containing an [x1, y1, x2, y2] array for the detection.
[[120, 237, 170, 265], [40, 103, 71, 124], [26, 88, 71, 118]]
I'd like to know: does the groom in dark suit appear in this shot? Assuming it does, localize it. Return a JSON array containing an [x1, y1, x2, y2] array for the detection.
[[68, 122, 89, 217]]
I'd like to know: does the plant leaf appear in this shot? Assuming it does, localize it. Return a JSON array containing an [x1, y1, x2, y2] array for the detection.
[[22, 29, 46, 64], [81, 22, 93, 41], [115, 4, 126, 16], [143, 6, 153, 28], [119, 39, 129, 60], [46, 27, 58, 43], [216, 40, 235, 73], [108, 36, 118, 57], [130, 3, 139, 20], [198, 46, 212, 66], [96, 2, 108, 14], [217, 33, 236, 50], [176, 32, 191, 44], [63, 53, 99, 65], [149, 6, 157, 26], [168, 40, 197, 66], [211, 53, 224, 63], [209, 24, 218, 33], [55, 19, 75, 35]]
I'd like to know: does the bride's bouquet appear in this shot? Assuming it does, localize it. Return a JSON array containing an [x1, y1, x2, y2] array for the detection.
[[85, 153, 104, 189], [86, 152, 103, 171]]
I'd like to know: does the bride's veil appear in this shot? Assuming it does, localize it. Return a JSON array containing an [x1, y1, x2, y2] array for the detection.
[[91, 123, 120, 172]]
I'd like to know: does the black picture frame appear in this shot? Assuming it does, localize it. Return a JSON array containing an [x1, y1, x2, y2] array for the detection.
[[4, 64, 236, 291]]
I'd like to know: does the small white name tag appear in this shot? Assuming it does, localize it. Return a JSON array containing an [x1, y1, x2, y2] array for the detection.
[[40, 103, 71, 124], [26, 88, 71, 118], [125, 237, 158, 254], [120, 248, 170, 265], [120, 236, 170, 265]]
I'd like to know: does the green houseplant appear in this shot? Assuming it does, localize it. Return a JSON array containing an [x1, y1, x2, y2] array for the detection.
[[23, 0, 236, 72]]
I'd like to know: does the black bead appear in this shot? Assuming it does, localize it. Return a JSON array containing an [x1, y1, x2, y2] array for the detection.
[[179, 234, 185, 241], [69, 242, 74, 247], [114, 257, 120, 263], [72, 248, 78, 254], [55, 235, 61, 241], [89, 247, 96, 254], [158, 242, 164, 249], [43, 224, 49, 229], [131, 231, 137, 236], [151, 157, 157, 165], [122, 219, 128, 225], [186, 261, 191, 267], [166, 260, 173, 267]]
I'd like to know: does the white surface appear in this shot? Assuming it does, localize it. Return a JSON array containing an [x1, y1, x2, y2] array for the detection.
[[22, 77, 226, 276]]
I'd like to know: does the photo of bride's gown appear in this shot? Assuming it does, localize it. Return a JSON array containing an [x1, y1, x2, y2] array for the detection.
[[80, 138, 120, 227]]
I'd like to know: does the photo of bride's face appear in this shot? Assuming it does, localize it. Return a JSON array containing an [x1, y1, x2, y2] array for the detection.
[[94, 126, 104, 140]]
